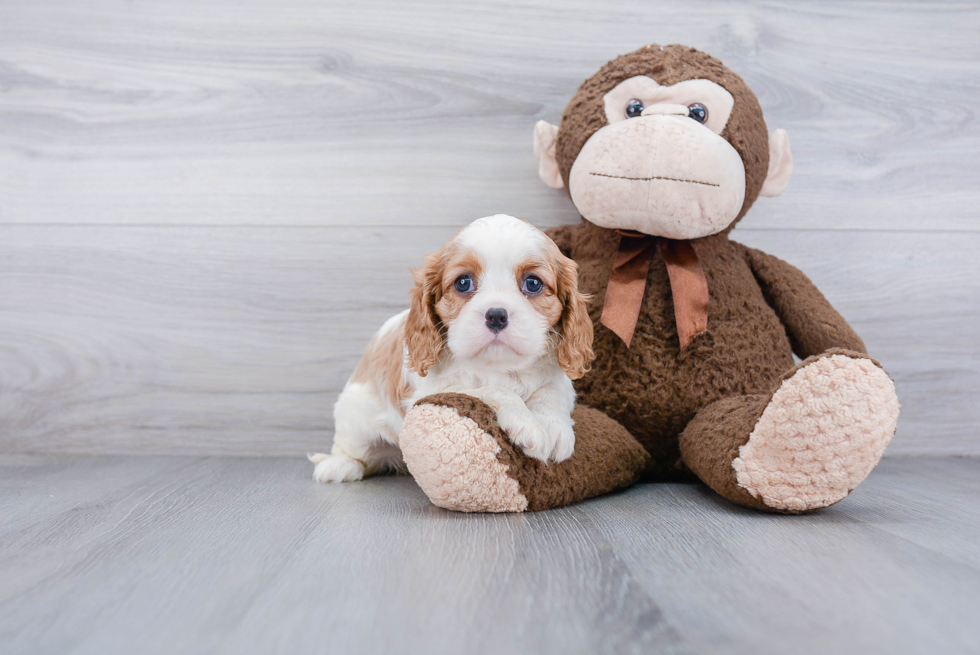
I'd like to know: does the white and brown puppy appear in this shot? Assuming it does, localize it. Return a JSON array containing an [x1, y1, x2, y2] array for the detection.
[[310, 214, 593, 483]]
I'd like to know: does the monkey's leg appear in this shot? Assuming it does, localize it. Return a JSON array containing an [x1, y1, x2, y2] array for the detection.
[[399, 393, 651, 512], [679, 349, 899, 513]]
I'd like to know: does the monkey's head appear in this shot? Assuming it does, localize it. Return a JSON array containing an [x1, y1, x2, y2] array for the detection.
[[533, 45, 792, 239]]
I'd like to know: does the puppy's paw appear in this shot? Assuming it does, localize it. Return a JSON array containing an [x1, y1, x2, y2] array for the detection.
[[309, 452, 365, 483], [496, 408, 550, 463], [542, 417, 575, 463]]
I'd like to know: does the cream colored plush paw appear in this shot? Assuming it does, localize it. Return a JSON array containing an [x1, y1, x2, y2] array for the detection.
[[400, 404, 528, 513], [732, 355, 899, 512]]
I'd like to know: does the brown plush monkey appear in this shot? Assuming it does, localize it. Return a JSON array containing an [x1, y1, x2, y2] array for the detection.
[[399, 45, 899, 513]]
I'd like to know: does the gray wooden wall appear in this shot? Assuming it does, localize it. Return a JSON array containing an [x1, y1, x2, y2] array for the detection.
[[1, 0, 977, 456]]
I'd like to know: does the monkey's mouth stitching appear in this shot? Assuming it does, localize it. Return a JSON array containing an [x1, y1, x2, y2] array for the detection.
[[590, 172, 719, 187]]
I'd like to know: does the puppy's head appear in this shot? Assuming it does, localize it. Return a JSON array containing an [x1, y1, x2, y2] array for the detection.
[[406, 214, 594, 379]]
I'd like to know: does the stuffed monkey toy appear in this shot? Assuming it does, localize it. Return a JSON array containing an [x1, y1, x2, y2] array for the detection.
[[399, 45, 899, 513]]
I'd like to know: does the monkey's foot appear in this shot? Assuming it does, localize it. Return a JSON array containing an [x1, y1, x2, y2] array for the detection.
[[732, 352, 900, 512], [400, 393, 650, 513]]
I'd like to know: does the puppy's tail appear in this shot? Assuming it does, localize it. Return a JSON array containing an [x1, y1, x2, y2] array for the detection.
[[307, 452, 329, 464]]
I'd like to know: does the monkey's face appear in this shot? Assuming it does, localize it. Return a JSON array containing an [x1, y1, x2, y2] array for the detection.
[[533, 46, 793, 238], [568, 76, 745, 239]]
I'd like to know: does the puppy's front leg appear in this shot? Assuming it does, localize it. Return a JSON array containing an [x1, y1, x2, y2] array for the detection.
[[454, 386, 556, 463], [525, 378, 577, 463]]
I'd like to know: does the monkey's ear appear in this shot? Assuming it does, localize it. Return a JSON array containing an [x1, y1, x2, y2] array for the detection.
[[759, 129, 793, 197], [533, 120, 564, 189]]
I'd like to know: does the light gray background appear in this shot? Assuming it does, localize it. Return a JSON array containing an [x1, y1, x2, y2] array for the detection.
[[1, 0, 978, 456], [3, 4, 980, 655]]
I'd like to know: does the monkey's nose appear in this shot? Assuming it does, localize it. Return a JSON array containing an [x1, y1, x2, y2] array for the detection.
[[485, 308, 508, 333]]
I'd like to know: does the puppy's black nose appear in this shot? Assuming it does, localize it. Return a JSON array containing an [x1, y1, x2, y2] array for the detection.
[[485, 308, 508, 333]]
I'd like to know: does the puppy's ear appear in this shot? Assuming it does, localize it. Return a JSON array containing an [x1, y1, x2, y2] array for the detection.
[[554, 253, 594, 380], [405, 251, 445, 377]]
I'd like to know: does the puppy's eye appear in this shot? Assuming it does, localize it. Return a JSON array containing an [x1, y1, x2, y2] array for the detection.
[[522, 275, 544, 295], [625, 99, 644, 118], [454, 275, 474, 293], [688, 103, 708, 124]]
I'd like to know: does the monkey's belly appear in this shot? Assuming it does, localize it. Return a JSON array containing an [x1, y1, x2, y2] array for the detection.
[[574, 308, 795, 477]]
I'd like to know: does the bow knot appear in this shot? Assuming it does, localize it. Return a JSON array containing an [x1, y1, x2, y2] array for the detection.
[[599, 234, 709, 350]]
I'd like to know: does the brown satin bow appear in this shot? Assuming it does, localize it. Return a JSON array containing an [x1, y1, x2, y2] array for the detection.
[[600, 231, 709, 350]]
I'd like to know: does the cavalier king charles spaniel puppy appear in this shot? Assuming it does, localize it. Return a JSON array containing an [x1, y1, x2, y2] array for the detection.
[[310, 214, 594, 482]]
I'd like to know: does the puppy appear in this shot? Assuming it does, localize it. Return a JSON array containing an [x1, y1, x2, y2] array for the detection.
[[310, 214, 594, 483]]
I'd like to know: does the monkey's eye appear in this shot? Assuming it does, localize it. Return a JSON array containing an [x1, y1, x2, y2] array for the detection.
[[688, 103, 708, 124], [522, 275, 544, 295], [625, 99, 645, 118], [454, 275, 474, 293]]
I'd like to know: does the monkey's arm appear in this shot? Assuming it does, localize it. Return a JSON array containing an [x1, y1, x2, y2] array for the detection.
[[739, 244, 866, 357], [544, 224, 574, 258]]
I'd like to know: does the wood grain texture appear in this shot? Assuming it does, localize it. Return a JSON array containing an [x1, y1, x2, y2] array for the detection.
[[0, 0, 977, 456], [1, 454, 979, 655], [1, 225, 976, 456], [0, 0, 977, 230]]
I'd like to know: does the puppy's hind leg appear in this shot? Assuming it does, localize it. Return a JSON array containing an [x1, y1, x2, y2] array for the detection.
[[311, 382, 394, 483], [309, 451, 365, 483]]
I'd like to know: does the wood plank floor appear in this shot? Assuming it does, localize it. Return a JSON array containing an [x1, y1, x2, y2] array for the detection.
[[2, 455, 978, 655]]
